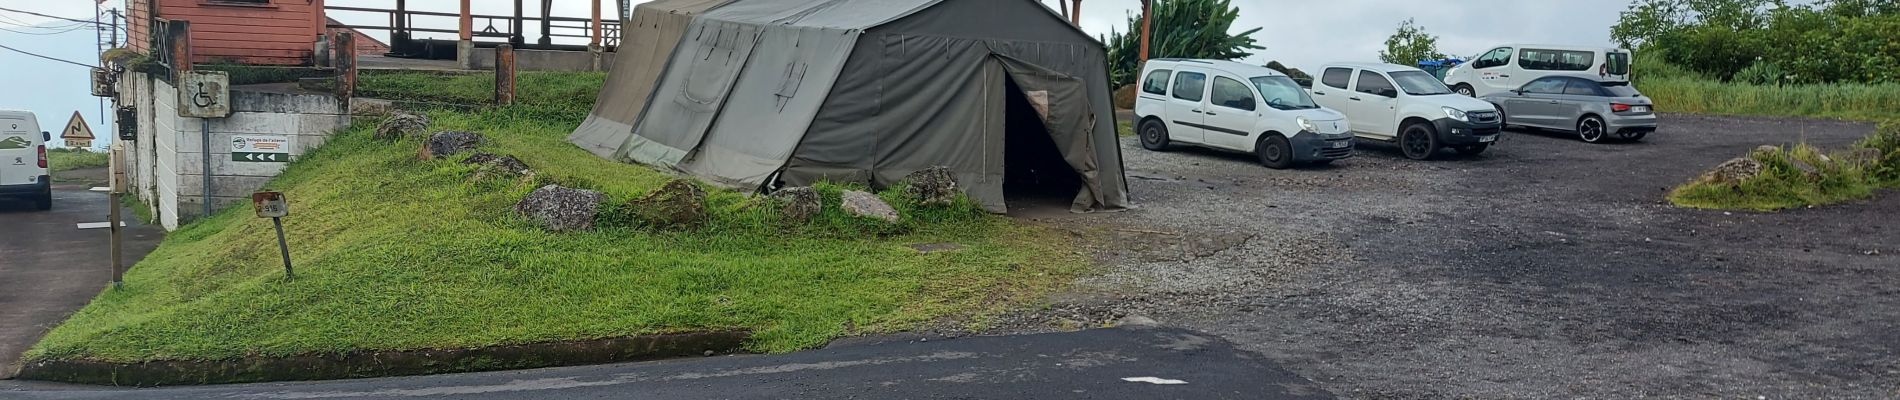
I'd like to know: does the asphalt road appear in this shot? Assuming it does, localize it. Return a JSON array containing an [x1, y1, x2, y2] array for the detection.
[[0, 185, 165, 377], [1, 326, 1332, 399]]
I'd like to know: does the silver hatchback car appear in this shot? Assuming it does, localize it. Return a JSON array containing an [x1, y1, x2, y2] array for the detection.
[[1480, 75, 1657, 143]]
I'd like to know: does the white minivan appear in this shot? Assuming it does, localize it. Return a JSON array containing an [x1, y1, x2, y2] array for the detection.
[[0, 109, 52, 210], [1311, 63, 1503, 160], [1133, 59, 1353, 169], [1444, 44, 1633, 97]]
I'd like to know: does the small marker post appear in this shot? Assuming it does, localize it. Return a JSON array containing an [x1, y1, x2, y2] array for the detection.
[[252, 192, 292, 280]]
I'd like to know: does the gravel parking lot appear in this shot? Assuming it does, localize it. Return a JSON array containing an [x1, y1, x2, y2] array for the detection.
[[1011, 114, 1898, 398]]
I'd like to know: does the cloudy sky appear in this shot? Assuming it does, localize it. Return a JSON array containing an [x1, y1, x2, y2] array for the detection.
[[2, 0, 1631, 148]]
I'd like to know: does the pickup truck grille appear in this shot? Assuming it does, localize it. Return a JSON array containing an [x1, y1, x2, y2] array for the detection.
[[1468, 111, 1500, 124]]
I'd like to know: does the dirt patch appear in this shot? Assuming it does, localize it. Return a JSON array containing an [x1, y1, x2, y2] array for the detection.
[[991, 114, 1900, 398]]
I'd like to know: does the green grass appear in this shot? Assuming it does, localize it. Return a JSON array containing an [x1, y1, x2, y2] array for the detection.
[[1669, 122, 1900, 210], [26, 72, 1083, 363], [1117, 120, 1133, 137], [1640, 77, 1900, 122], [47, 148, 109, 172]]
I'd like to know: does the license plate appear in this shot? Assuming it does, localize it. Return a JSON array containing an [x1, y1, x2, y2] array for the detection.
[[1479, 135, 1497, 143], [1331, 141, 1350, 149]]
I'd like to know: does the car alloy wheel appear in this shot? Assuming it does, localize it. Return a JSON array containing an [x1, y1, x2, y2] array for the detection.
[[1578, 116, 1607, 143], [1400, 123, 1439, 160], [1455, 85, 1475, 97], [1140, 120, 1170, 151]]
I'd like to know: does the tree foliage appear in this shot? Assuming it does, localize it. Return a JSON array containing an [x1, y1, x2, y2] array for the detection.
[[1378, 18, 1446, 66], [1102, 0, 1263, 87], [1264, 60, 1312, 86], [1612, 0, 1900, 84]]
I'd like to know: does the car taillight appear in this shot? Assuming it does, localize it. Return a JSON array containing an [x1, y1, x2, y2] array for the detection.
[[37, 145, 47, 168], [1611, 103, 1633, 112]]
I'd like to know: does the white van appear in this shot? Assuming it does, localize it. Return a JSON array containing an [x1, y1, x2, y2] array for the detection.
[[1311, 63, 1502, 160], [1444, 44, 1633, 97], [0, 109, 52, 210], [1133, 59, 1353, 169]]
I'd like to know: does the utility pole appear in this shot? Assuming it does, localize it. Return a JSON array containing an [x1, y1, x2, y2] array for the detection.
[[1071, 0, 1082, 26], [1139, 0, 1152, 64]]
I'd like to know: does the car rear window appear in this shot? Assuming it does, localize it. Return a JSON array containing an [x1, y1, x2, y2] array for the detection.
[[1606, 52, 1631, 75], [1600, 83, 1642, 97]]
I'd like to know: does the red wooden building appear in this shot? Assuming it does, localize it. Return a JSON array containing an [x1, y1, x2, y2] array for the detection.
[[128, 0, 334, 65]]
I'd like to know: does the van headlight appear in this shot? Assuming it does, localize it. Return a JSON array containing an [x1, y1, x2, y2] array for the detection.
[[1297, 116, 1317, 133], [1443, 107, 1468, 122]]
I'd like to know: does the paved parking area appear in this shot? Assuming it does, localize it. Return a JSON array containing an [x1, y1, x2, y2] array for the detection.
[[1018, 114, 1899, 398], [0, 186, 164, 377]]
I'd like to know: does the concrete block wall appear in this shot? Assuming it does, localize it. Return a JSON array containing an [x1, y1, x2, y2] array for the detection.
[[132, 74, 349, 230]]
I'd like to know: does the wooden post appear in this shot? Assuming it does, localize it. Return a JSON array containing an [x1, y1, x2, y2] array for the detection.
[[495, 44, 516, 106], [1139, 0, 1152, 64], [109, 144, 125, 288], [394, 0, 408, 42], [335, 32, 356, 106], [590, 0, 602, 47], [1071, 0, 1082, 26], [512, 0, 524, 45], [539, 0, 553, 46], [165, 20, 192, 79], [458, 0, 472, 41]]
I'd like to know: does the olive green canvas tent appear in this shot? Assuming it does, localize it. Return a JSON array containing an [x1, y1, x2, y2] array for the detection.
[[569, 0, 1129, 212]]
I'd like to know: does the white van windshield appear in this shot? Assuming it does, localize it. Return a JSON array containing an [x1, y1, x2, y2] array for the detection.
[[1390, 71, 1453, 95], [1250, 76, 1319, 110]]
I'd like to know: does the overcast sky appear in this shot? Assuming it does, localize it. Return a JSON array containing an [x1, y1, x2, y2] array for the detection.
[[3, 0, 1631, 148]]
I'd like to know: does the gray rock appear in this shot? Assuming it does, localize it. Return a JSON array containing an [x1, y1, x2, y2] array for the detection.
[[375, 113, 431, 140], [840, 190, 899, 223], [1791, 159, 1821, 179], [1699, 157, 1765, 185], [1753, 145, 1781, 156], [515, 185, 605, 232], [770, 186, 822, 223], [1841, 148, 1885, 168], [464, 152, 532, 180], [421, 131, 483, 160], [629, 179, 707, 227], [902, 166, 960, 206]]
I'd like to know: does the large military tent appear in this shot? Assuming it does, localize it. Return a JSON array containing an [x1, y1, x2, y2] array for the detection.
[[568, 0, 1128, 212]]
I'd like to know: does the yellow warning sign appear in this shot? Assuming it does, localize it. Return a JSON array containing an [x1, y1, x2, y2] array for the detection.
[[62, 111, 94, 140]]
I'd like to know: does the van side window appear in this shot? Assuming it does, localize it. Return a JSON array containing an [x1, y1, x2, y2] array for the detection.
[[1354, 71, 1395, 97], [1519, 49, 1594, 71], [1211, 76, 1255, 111], [1172, 72, 1206, 102], [1141, 69, 1173, 95], [1474, 47, 1513, 69], [1320, 68, 1352, 90]]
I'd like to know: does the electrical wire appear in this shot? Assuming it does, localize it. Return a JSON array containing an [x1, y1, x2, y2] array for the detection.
[[0, 42, 96, 68], [0, 6, 106, 26], [0, 26, 94, 36]]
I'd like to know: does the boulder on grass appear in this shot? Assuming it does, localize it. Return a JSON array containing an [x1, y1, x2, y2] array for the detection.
[[420, 131, 483, 160], [515, 185, 605, 232], [841, 190, 898, 223], [1841, 148, 1885, 168], [1699, 157, 1765, 185], [770, 186, 822, 223], [464, 152, 532, 180], [375, 113, 431, 140], [629, 179, 707, 227], [902, 166, 959, 206]]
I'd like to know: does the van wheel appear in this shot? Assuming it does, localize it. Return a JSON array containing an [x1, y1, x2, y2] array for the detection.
[[36, 189, 52, 210], [1454, 84, 1475, 97], [1139, 119, 1171, 151], [1256, 135, 1295, 169], [1577, 116, 1607, 143], [1399, 123, 1440, 160]]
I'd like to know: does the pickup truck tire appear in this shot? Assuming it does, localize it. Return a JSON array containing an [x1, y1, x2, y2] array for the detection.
[[1257, 135, 1295, 169], [1400, 122, 1440, 160], [1139, 119, 1172, 151]]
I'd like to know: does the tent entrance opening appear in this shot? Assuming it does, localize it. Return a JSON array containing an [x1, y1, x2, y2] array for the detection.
[[1002, 77, 1081, 210]]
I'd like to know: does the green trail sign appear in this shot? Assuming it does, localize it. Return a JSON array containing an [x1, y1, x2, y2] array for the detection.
[[230, 134, 291, 163], [233, 152, 287, 162]]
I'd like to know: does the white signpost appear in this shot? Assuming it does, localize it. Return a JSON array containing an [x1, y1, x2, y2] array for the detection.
[[231, 134, 292, 163]]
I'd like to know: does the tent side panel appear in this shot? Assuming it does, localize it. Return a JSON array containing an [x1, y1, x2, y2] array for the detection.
[[568, 0, 728, 159], [622, 19, 764, 167], [675, 25, 859, 189]]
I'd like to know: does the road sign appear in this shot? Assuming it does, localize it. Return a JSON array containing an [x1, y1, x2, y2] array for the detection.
[[178, 71, 231, 118], [231, 134, 291, 163], [253, 191, 288, 218], [62, 111, 94, 140]]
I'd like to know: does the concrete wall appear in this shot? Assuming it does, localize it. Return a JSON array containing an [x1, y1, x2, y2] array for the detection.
[[463, 47, 615, 72], [126, 74, 349, 230]]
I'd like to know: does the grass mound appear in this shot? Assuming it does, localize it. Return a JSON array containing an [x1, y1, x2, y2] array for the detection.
[[25, 72, 1083, 364], [47, 148, 110, 172], [1668, 122, 1900, 210]]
